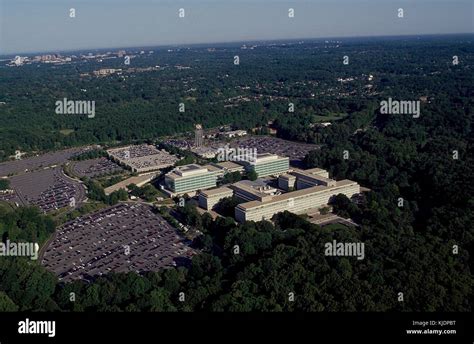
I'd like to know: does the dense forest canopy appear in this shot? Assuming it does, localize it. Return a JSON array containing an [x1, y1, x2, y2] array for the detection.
[[0, 35, 471, 158]]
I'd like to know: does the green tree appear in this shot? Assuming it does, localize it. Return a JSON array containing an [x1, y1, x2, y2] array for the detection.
[[0, 179, 10, 190], [247, 169, 258, 181], [0, 291, 18, 311]]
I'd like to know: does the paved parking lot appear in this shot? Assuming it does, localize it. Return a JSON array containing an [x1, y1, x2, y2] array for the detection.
[[6, 167, 85, 213], [0, 190, 18, 203], [72, 157, 124, 178], [232, 136, 319, 164], [0, 147, 88, 177], [41, 203, 196, 281], [107, 144, 179, 172]]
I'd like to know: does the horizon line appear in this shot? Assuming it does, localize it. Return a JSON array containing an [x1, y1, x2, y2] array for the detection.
[[2, 32, 473, 57]]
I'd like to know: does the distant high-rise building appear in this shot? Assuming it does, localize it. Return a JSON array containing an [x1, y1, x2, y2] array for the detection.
[[195, 124, 204, 147]]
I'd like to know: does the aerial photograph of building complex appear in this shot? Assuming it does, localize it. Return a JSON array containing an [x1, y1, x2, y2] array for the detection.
[[0, 0, 472, 342]]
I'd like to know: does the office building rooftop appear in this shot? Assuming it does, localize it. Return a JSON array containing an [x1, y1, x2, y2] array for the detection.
[[167, 164, 210, 179], [236, 179, 358, 210]]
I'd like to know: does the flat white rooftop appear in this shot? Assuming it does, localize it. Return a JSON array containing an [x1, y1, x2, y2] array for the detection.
[[199, 186, 233, 197], [236, 179, 359, 210], [237, 152, 286, 165], [166, 164, 211, 179]]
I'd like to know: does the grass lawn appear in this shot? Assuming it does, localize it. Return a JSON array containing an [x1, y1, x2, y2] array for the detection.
[[59, 129, 75, 136], [0, 201, 15, 212], [312, 113, 348, 122]]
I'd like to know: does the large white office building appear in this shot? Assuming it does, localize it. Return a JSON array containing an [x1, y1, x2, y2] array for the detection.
[[237, 153, 289, 177], [163, 164, 219, 196], [235, 179, 360, 222]]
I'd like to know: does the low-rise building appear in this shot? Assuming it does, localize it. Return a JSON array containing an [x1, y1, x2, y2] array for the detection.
[[235, 179, 360, 223], [278, 174, 296, 191], [104, 174, 157, 195], [220, 130, 247, 138], [198, 187, 234, 210], [230, 179, 279, 202], [291, 168, 336, 189], [93, 68, 121, 76], [209, 161, 245, 175]]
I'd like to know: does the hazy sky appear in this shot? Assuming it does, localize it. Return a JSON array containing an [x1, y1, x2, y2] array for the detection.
[[0, 0, 473, 54]]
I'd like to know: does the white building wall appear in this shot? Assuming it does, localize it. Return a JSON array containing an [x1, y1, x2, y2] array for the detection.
[[237, 183, 360, 222], [199, 190, 234, 210]]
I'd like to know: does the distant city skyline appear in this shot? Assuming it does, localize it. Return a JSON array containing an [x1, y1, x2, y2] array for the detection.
[[1, 0, 472, 55]]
